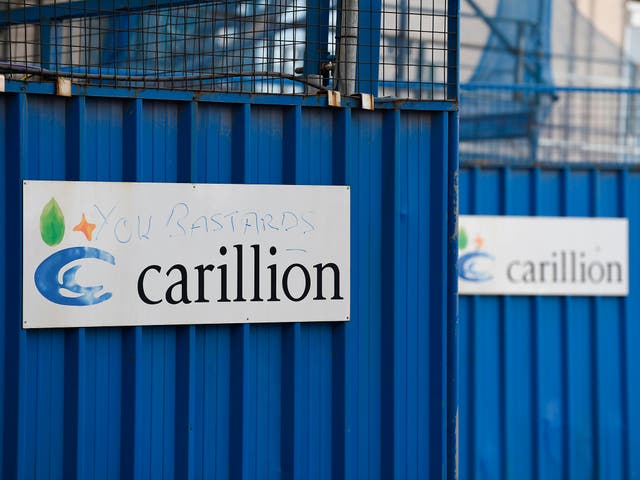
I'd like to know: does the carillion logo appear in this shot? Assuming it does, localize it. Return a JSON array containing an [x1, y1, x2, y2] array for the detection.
[[505, 250, 623, 284], [136, 244, 344, 305], [33, 198, 345, 308], [456, 215, 627, 297], [458, 223, 625, 286], [458, 227, 494, 282], [34, 198, 115, 306]]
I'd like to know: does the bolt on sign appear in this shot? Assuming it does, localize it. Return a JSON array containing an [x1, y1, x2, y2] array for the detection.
[[458, 215, 628, 296], [23, 181, 350, 328]]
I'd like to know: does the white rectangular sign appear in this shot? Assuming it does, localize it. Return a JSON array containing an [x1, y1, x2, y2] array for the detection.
[[458, 215, 628, 296], [23, 181, 350, 328]]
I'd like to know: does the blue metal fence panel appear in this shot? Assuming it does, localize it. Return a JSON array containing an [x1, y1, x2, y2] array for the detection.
[[459, 165, 640, 480], [1, 88, 456, 479]]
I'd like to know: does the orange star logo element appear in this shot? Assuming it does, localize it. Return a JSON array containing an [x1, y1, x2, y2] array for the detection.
[[474, 235, 484, 249], [73, 213, 96, 241]]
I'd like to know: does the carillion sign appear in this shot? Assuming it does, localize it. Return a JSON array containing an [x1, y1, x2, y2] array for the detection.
[[458, 215, 628, 296], [23, 181, 350, 328]]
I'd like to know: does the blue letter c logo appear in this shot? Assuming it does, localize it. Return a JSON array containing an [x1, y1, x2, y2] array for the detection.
[[459, 251, 495, 282], [34, 247, 116, 306]]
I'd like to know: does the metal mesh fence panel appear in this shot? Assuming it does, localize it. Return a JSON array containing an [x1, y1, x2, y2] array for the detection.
[[461, 85, 640, 165], [0, 0, 458, 98]]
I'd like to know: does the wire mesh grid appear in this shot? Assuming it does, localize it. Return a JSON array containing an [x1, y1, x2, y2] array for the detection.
[[378, 0, 453, 99], [0, 0, 457, 98], [460, 86, 640, 165]]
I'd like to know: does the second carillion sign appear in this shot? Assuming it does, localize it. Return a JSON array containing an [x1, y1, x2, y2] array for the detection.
[[23, 181, 350, 328], [458, 215, 628, 296]]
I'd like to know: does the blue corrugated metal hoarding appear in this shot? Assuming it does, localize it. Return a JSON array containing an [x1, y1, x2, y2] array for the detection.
[[459, 165, 640, 480], [0, 85, 458, 478]]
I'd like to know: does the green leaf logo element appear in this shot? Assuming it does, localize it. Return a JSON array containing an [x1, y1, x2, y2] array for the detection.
[[40, 198, 65, 246], [459, 227, 468, 250]]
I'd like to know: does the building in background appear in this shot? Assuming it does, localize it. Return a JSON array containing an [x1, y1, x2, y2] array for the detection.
[[460, 0, 640, 165]]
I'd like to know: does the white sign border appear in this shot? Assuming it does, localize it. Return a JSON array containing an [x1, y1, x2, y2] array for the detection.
[[22, 180, 351, 328], [458, 214, 629, 297]]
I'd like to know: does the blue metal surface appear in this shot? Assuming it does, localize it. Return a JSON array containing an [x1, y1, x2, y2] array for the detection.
[[0, 0, 205, 26], [356, 0, 382, 96], [459, 165, 640, 480], [0, 90, 457, 479], [303, 0, 331, 84]]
